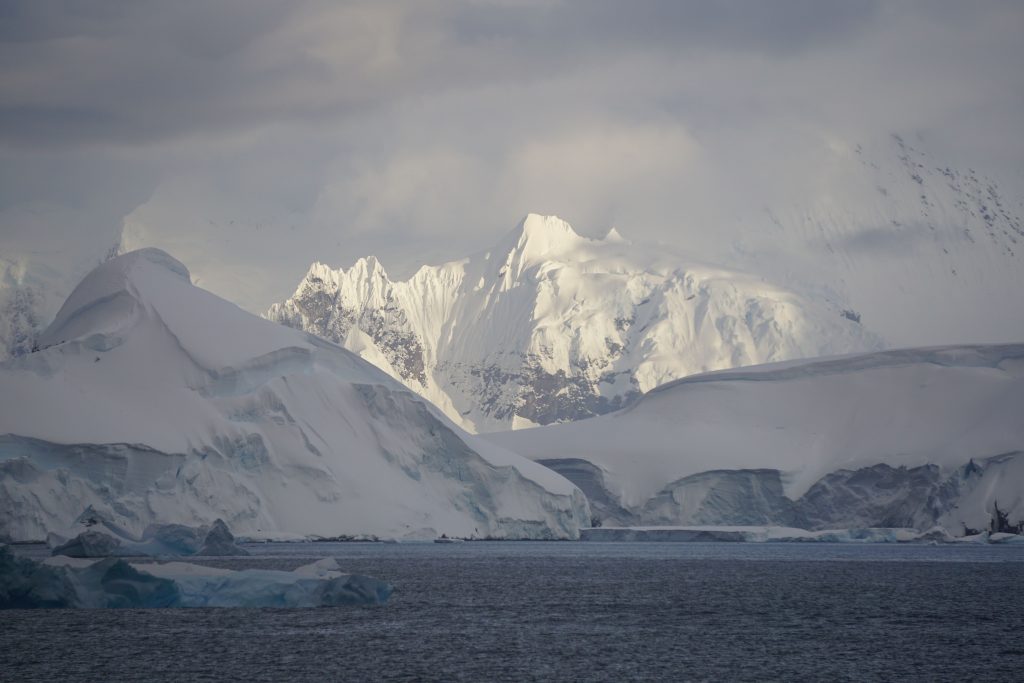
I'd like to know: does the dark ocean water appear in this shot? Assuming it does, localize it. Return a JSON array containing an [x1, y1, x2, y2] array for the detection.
[[3, 541, 1024, 682]]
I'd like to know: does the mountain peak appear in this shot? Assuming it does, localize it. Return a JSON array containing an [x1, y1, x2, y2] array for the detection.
[[39, 249, 192, 347], [604, 227, 627, 244], [517, 213, 579, 240], [501, 214, 586, 265]]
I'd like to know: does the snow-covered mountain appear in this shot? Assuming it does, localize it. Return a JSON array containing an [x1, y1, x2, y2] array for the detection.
[[718, 135, 1024, 347], [0, 249, 588, 542], [268, 214, 880, 432], [486, 344, 1024, 534], [0, 240, 122, 362]]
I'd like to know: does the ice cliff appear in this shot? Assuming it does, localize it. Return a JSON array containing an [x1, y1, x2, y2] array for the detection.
[[488, 344, 1024, 534], [0, 249, 588, 542]]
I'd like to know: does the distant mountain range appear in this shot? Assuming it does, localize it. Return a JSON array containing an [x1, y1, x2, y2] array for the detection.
[[268, 214, 880, 432], [4, 134, 1023, 433], [265, 135, 1024, 432]]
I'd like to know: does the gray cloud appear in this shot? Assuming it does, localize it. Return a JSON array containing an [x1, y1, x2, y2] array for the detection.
[[0, 1, 883, 147], [1, 0, 1022, 329]]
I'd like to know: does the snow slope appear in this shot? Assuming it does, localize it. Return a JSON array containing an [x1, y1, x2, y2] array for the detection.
[[486, 345, 1024, 533], [0, 249, 588, 542], [719, 135, 1024, 347], [268, 214, 879, 432]]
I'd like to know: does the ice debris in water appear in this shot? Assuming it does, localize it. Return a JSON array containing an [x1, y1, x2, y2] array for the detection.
[[0, 546, 392, 609], [50, 514, 249, 558]]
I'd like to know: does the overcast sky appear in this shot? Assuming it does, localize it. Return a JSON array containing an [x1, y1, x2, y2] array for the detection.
[[2, 0, 1023, 312]]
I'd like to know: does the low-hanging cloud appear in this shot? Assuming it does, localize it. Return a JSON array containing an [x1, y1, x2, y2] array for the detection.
[[2, 0, 1022, 321]]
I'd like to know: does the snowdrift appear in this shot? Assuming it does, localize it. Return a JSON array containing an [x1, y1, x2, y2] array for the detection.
[[487, 345, 1024, 534], [0, 249, 588, 542]]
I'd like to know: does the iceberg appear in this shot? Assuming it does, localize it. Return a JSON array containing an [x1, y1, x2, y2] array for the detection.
[[50, 515, 249, 558], [0, 546, 391, 609]]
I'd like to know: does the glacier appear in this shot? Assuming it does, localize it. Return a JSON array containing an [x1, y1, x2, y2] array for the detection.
[[487, 344, 1024, 535], [268, 213, 880, 432], [0, 248, 588, 542], [0, 546, 391, 609]]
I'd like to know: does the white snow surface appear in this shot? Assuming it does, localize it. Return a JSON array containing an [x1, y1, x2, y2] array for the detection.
[[487, 344, 1024, 530], [0, 249, 587, 542], [268, 213, 880, 432]]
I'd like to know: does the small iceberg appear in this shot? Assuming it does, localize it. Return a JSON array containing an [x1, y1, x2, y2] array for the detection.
[[50, 515, 249, 558], [433, 536, 465, 544], [0, 546, 392, 609]]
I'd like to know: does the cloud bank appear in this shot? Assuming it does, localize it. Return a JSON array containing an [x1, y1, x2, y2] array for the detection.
[[1, 1, 1022, 319]]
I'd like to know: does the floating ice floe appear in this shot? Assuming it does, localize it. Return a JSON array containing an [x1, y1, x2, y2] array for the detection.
[[0, 546, 392, 609]]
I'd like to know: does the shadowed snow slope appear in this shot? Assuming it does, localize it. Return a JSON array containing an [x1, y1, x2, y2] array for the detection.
[[486, 345, 1024, 533], [0, 249, 587, 542], [268, 213, 880, 432]]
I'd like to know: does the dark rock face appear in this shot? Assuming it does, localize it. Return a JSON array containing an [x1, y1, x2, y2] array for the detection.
[[274, 276, 428, 387], [441, 356, 641, 426], [514, 363, 641, 425]]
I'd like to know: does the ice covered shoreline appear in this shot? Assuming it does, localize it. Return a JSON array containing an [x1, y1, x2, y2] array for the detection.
[[579, 526, 1024, 544]]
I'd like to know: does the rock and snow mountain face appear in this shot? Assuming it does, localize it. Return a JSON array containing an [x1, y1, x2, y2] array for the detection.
[[722, 135, 1024, 347], [486, 344, 1024, 534], [0, 249, 588, 542], [268, 214, 880, 433]]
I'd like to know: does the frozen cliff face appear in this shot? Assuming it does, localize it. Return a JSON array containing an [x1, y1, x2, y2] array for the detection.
[[488, 345, 1024, 532], [268, 214, 880, 432], [0, 248, 588, 542], [640, 469, 798, 528]]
